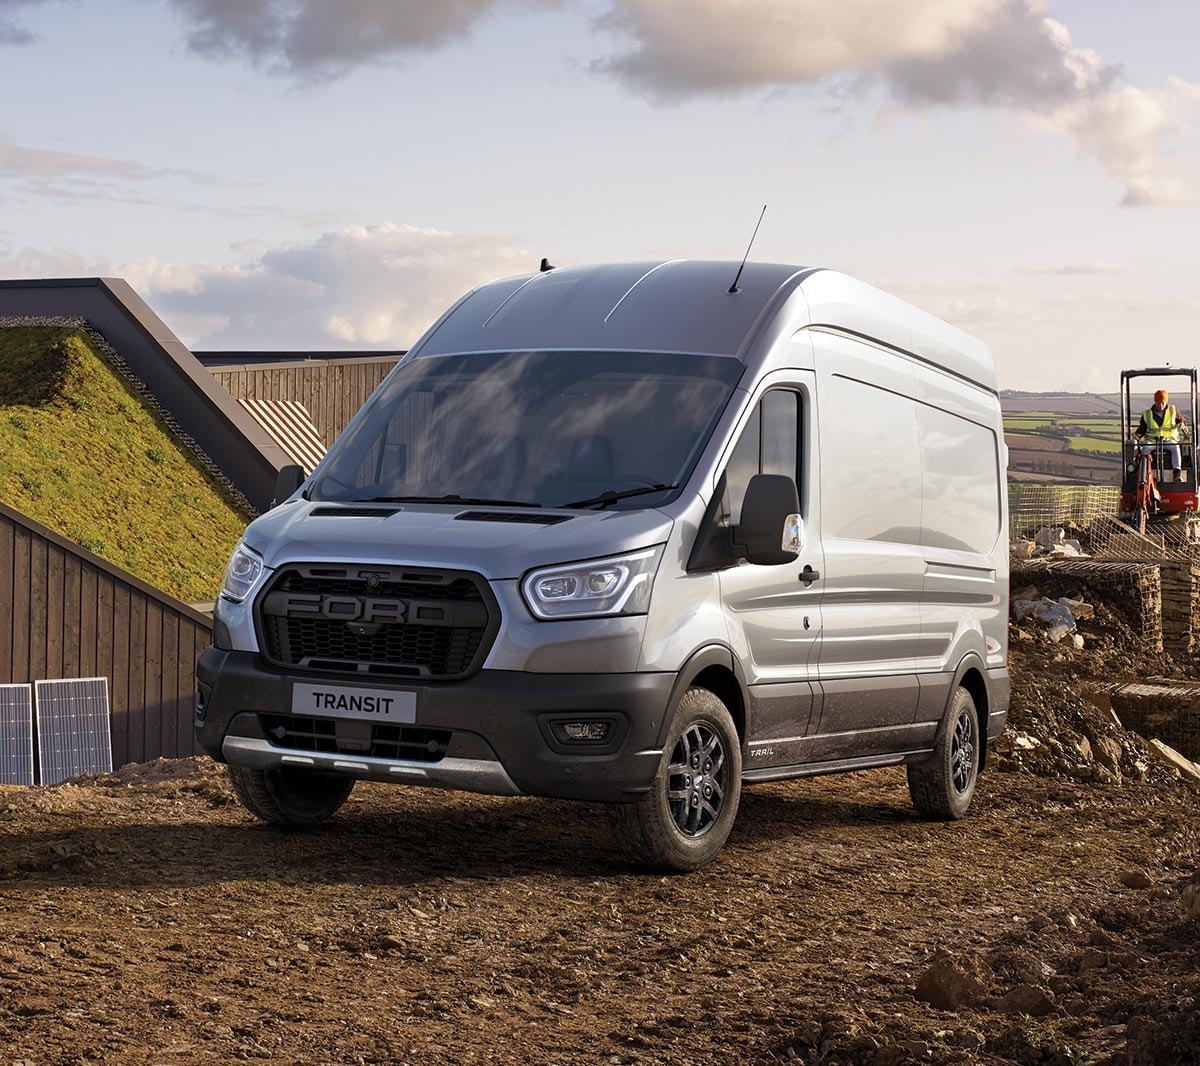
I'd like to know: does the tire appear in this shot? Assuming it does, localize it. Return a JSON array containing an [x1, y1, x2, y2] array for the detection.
[[907, 687, 981, 821], [1131, 502, 1147, 536], [608, 687, 742, 873], [227, 764, 354, 827]]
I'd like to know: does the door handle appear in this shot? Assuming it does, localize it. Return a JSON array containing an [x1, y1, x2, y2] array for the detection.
[[800, 565, 821, 587]]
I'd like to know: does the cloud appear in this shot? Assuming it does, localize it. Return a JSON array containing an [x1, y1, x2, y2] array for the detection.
[[1038, 77, 1200, 207], [595, 0, 1200, 206], [167, 0, 558, 78], [1016, 261, 1135, 276], [0, 133, 220, 184], [880, 277, 1046, 333], [0, 0, 49, 45], [133, 222, 533, 347], [595, 0, 1007, 98]]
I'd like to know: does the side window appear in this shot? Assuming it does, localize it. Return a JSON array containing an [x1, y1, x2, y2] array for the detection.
[[723, 389, 801, 525]]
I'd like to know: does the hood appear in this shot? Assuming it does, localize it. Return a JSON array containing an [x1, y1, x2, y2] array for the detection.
[[242, 500, 675, 581]]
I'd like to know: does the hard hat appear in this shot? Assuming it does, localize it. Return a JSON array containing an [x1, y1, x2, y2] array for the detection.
[[1155, 389, 1168, 404]]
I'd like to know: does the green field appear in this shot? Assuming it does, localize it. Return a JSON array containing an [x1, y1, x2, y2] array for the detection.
[[1003, 413, 1123, 439], [0, 327, 250, 601], [1067, 435, 1122, 453]]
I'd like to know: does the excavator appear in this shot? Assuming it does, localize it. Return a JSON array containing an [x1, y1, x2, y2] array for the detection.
[[1120, 366, 1199, 537]]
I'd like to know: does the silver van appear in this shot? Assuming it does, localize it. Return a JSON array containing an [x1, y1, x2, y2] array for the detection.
[[196, 261, 1009, 871]]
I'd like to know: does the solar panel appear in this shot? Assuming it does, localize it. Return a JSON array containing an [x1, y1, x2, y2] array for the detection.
[[0, 684, 35, 786], [35, 677, 113, 786]]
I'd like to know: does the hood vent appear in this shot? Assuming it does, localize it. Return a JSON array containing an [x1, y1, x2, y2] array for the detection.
[[455, 510, 573, 525], [310, 506, 400, 518]]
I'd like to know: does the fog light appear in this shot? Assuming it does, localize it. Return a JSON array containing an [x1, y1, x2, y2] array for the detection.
[[558, 721, 611, 742]]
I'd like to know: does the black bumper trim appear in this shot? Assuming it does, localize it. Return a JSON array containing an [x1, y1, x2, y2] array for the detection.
[[195, 648, 674, 802]]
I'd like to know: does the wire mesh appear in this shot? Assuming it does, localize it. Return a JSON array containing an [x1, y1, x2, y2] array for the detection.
[[1008, 483, 1200, 561], [1008, 485, 1120, 539]]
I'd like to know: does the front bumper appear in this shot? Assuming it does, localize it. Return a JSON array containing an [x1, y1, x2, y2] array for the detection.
[[195, 649, 674, 802]]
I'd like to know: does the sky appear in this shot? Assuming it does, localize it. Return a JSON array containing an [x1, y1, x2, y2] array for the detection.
[[1, 0, 1198, 392]]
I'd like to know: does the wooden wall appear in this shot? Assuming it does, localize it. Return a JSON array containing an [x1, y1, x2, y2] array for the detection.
[[210, 357, 400, 446], [0, 501, 210, 766]]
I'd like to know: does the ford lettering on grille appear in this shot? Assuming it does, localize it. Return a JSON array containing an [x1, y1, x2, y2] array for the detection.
[[276, 593, 408, 624]]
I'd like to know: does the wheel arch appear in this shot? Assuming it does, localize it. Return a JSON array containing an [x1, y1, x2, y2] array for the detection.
[[659, 644, 749, 748], [950, 654, 990, 771]]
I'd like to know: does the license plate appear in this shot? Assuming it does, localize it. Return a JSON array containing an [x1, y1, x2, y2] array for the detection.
[[291, 682, 416, 724]]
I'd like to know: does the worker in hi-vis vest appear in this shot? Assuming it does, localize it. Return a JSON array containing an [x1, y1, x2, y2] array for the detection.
[[1134, 388, 1188, 479]]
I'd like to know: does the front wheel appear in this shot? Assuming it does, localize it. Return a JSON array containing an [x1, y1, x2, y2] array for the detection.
[[227, 764, 354, 827], [608, 687, 742, 872], [1131, 502, 1147, 536], [907, 687, 981, 820]]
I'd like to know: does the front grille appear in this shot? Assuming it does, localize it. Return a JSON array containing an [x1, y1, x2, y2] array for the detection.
[[261, 714, 451, 762], [256, 564, 497, 679]]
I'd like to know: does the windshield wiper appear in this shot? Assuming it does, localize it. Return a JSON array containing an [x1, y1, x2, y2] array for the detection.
[[563, 484, 678, 509], [364, 494, 542, 508]]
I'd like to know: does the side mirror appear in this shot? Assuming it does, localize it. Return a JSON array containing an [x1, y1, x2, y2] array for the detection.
[[734, 474, 801, 565], [272, 464, 305, 508]]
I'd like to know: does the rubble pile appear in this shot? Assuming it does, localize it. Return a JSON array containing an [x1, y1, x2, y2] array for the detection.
[[1011, 590, 1091, 646], [1010, 524, 1090, 563], [1000, 572, 1191, 785]]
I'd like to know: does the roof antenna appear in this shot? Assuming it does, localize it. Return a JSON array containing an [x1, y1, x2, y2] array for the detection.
[[539, 257, 555, 272], [728, 204, 767, 294]]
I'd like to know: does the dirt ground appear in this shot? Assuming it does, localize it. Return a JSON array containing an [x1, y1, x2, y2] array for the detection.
[[2, 748, 1198, 1065], [4, 583, 1200, 1066]]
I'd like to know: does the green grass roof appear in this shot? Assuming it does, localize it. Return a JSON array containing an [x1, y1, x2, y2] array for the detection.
[[0, 326, 250, 602]]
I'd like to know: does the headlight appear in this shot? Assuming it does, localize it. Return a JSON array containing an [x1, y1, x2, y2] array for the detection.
[[522, 546, 664, 620], [220, 541, 265, 603]]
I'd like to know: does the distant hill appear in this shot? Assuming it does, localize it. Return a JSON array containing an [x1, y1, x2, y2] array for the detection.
[[0, 326, 250, 600], [1000, 391, 1120, 416], [1000, 391, 1124, 485]]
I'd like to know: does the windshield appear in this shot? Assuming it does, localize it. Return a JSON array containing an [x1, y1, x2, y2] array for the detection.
[[309, 349, 744, 509]]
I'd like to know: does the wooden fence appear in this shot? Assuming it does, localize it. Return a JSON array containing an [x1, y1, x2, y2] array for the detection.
[[0, 501, 210, 766], [209, 357, 400, 446]]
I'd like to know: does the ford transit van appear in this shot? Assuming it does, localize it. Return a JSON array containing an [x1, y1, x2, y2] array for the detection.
[[196, 261, 1009, 871]]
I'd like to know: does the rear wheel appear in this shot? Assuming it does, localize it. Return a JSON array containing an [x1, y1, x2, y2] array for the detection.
[[228, 764, 354, 827], [907, 687, 980, 820], [608, 687, 741, 872]]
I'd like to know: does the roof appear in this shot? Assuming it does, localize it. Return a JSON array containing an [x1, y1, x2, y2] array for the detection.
[[412, 260, 810, 360], [411, 260, 997, 392]]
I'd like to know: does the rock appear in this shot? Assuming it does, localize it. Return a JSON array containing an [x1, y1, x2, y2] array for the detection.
[[1181, 884, 1200, 923], [1034, 526, 1065, 550], [915, 948, 992, 1010], [1119, 869, 1153, 890], [1013, 733, 1041, 751], [1012, 584, 1041, 601], [1058, 596, 1095, 620], [1074, 736, 1093, 762], [1094, 736, 1124, 775], [1046, 620, 1075, 643], [1147, 739, 1200, 784], [1010, 540, 1037, 559], [949, 1029, 985, 1049], [1072, 633, 1085, 650], [996, 983, 1055, 1017], [1048, 542, 1086, 558], [1011, 596, 1079, 641], [1012, 598, 1043, 622], [1076, 948, 1109, 972]]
